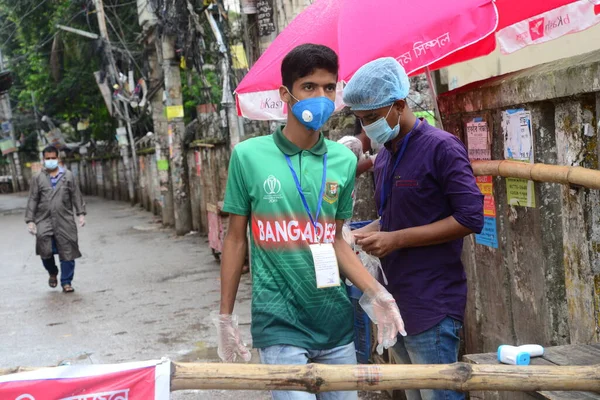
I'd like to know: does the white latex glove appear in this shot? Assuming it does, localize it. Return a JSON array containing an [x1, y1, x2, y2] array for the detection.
[[359, 281, 406, 355], [212, 312, 252, 362], [78, 215, 86, 227], [341, 223, 354, 247], [27, 222, 37, 236]]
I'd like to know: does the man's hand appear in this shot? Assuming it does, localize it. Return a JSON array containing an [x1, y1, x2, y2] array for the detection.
[[355, 231, 401, 258], [78, 215, 86, 227], [212, 312, 252, 362], [27, 222, 37, 236]]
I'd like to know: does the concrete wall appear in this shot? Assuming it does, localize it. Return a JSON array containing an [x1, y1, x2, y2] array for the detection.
[[442, 24, 600, 90], [64, 141, 230, 236], [439, 49, 600, 354]]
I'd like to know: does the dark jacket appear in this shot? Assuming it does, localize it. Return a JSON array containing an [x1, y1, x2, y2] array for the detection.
[[25, 169, 86, 260]]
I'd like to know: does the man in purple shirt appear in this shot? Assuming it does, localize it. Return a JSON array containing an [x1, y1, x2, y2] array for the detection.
[[343, 58, 483, 400]]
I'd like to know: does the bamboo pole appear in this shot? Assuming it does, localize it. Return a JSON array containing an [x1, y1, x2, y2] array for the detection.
[[2, 363, 600, 393], [171, 363, 600, 393], [472, 160, 600, 190]]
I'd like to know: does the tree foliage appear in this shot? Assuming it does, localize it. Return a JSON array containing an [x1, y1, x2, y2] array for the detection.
[[0, 0, 143, 153], [0, 0, 237, 162]]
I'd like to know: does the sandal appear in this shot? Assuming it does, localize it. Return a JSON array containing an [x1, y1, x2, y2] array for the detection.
[[62, 284, 75, 293], [49, 275, 58, 288]]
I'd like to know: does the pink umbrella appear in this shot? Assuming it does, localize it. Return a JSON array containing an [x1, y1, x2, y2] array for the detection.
[[235, 0, 600, 121]]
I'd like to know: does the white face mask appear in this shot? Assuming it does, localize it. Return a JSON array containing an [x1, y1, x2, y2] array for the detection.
[[44, 159, 59, 170], [361, 104, 401, 146]]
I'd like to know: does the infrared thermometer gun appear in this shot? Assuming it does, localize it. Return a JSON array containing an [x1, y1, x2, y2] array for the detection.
[[497, 344, 544, 365]]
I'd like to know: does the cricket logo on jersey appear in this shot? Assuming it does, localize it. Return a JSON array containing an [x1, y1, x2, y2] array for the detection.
[[323, 181, 339, 204], [263, 175, 283, 203]]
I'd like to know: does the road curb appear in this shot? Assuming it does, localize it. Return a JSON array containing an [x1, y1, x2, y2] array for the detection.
[[1, 208, 25, 217]]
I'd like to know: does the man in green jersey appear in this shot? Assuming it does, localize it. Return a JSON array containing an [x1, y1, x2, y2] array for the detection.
[[216, 44, 406, 400]]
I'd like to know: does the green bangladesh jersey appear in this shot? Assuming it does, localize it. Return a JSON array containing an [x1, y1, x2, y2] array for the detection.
[[223, 126, 357, 350]]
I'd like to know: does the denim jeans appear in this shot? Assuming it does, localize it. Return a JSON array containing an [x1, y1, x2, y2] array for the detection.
[[390, 317, 464, 400], [41, 237, 75, 286], [259, 342, 358, 400]]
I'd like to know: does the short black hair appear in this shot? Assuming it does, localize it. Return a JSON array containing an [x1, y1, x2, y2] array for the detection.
[[43, 145, 59, 157], [281, 44, 338, 90]]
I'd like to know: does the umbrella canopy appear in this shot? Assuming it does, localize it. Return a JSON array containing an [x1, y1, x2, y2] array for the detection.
[[236, 0, 600, 120]]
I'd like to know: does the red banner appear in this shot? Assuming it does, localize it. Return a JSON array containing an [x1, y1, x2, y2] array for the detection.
[[0, 360, 170, 400]]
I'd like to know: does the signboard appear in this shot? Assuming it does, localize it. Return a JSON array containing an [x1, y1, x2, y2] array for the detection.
[[507, 178, 536, 207], [476, 175, 496, 217], [476, 217, 499, 248], [466, 120, 491, 160], [1, 121, 11, 134], [116, 127, 128, 147], [467, 119, 498, 249], [502, 109, 535, 208], [165, 105, 184, 121], [256, 0, 276, 37], [0, 138, 16, 155], [0, 360, 170, 400], [503, 109, 532, 162], [157, 159, 169, 172]]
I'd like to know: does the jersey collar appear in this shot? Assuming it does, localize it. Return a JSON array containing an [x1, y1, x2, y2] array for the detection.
[[273, 125, 327, 156]]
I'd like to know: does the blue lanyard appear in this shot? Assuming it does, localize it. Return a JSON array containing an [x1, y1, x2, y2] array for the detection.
[[378, 120, 420, 219], [285, 153, 327, 240]]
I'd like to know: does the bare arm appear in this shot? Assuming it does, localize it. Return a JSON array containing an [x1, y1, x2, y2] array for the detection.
[[219, 214, 249, 314], [394, 216, 472, 248], [356, 158, 373, 177], [355, 216, 473, 258], [333, 220, 379, 293]]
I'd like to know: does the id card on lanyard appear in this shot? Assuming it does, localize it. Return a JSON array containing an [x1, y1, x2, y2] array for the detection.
[[379, 120, 420, 226], [285, 153, 340, 289]]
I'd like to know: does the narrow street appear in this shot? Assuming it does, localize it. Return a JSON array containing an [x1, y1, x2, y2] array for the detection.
[[1, 193, 264, 399], [0, 193, 387, 399]]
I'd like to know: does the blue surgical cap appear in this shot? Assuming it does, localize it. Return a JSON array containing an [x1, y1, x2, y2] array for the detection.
[[343, 57, 410, 111]]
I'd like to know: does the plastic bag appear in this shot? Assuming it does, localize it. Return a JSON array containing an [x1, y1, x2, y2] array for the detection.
[[358, 250, 388, 285]]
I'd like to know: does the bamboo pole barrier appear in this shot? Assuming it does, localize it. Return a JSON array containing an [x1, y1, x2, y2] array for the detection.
[[3, 363, 600, 393], [472, 160, 600, 190], [170, 363, 600, 393]]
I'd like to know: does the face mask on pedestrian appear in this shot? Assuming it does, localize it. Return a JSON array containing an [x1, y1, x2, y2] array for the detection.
[[362, 103, 401, 145], [286, 89, 335, 131], [44, 159, 59, 170]]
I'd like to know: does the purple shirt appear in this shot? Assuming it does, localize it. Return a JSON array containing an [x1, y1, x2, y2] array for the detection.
[[50, 167, 65, 189], [374, 119, 484, 335]]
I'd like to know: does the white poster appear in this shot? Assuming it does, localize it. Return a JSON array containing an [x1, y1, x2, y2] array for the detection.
[[503, 109, 533, 162], [466, 120, 491, 160]]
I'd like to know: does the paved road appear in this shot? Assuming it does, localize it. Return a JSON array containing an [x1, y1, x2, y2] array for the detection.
[[0, 193, 388, 399]]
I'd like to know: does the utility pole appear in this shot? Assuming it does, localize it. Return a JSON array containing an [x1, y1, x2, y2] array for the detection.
[[162, 35, 192, 235], [31, 92, 44, 163], [137, 0, 175, 226], [92, 0, 136, 204], [0, 48, 23, 192], [147, 41, 175, 226], [205, 8, 244, 147]]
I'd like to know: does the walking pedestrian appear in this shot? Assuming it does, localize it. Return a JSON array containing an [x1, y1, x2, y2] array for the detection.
[[343, 57, 484, 400], [25, 145, 86, 293], [215, 44, 406, 400]]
